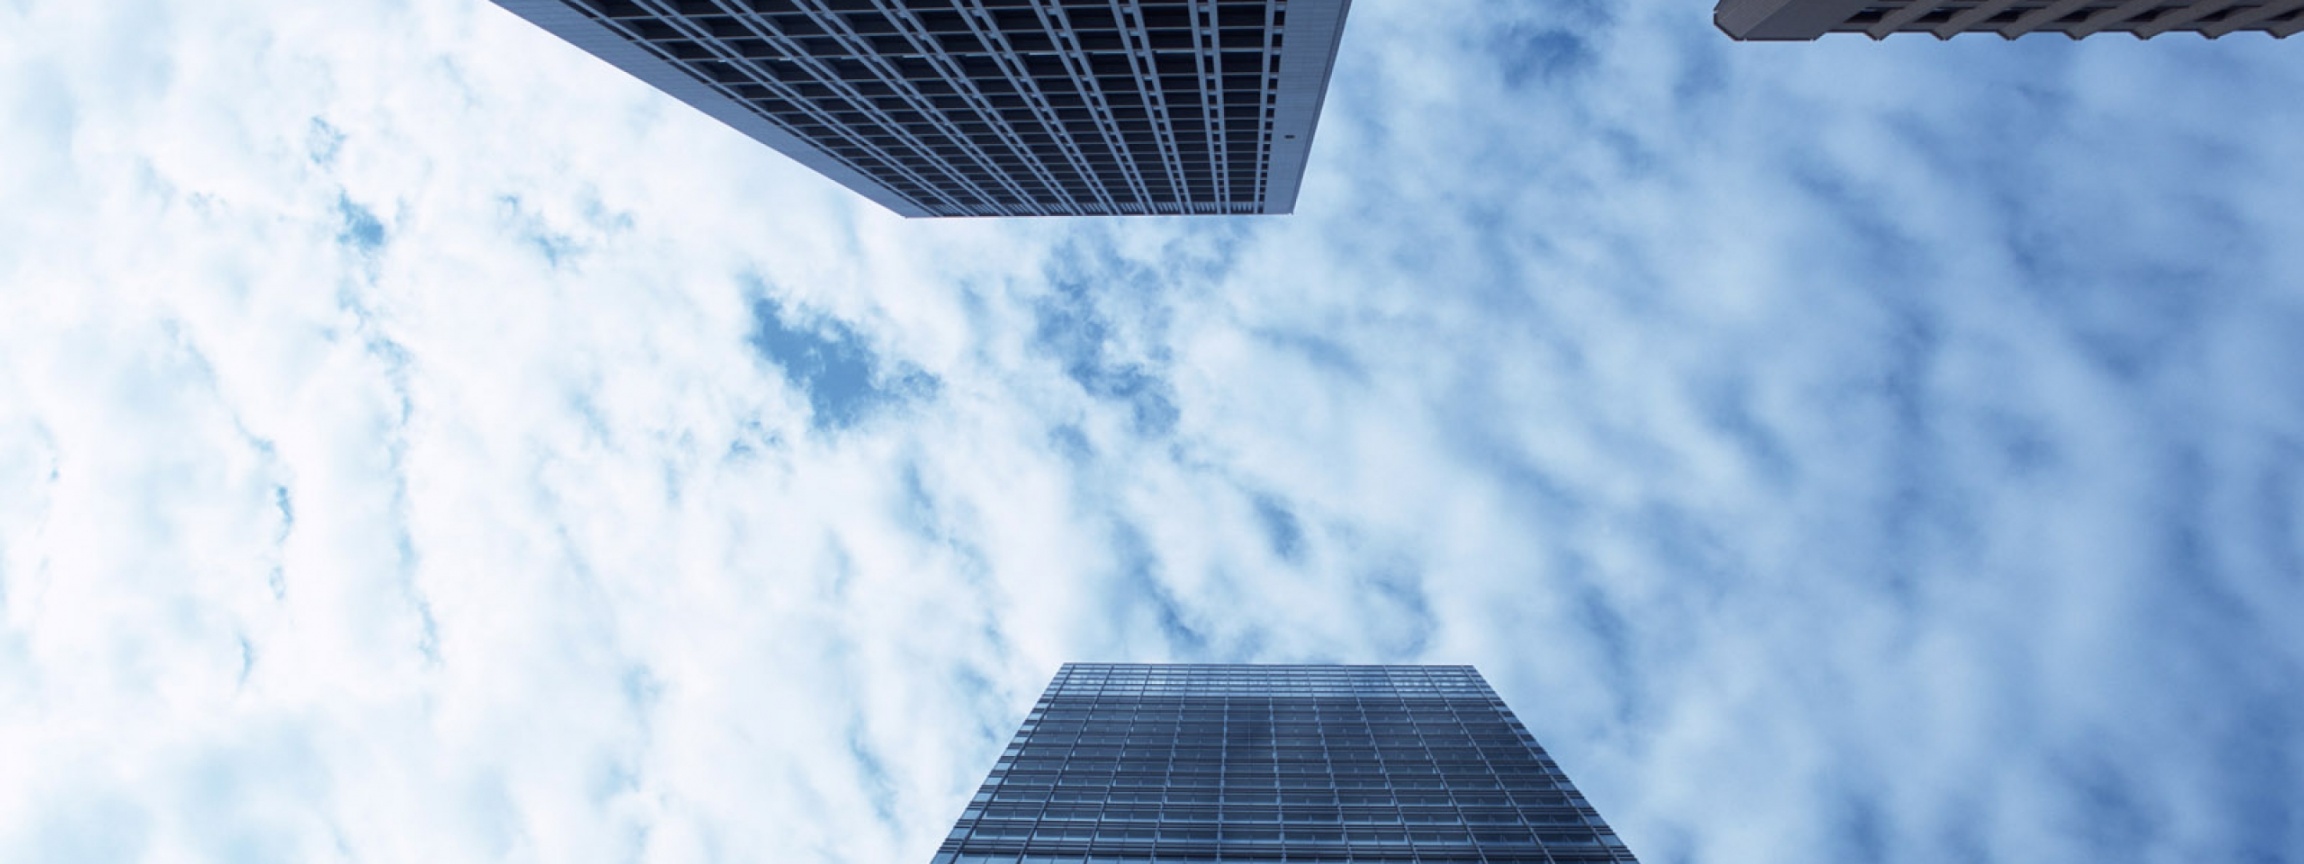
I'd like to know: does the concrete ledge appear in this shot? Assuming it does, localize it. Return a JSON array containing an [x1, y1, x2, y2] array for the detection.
[[1715, 0, 1872, 39]]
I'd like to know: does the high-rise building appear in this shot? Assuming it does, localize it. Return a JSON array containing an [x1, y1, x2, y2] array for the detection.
[[489, 1, 1353, 217], [931, 663, 1638, 863], [1716, 0, 2304, 40]]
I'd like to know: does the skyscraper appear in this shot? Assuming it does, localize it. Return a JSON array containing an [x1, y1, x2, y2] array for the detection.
[[489, 1, 1353, 217], [932, 664, 1638, 863], [1717, 0, 2304, 40]]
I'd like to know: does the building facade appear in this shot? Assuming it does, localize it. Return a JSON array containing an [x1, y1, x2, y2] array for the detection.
[[931, 664, 1638, 863], [489, 0, 1353, 217], [1717, 0, 2304, 39]]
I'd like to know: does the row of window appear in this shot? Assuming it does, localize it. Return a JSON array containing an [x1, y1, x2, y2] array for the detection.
[[916, 202, 1266, 216], [1032, 695, 1483, 700], [1023, 731, 1520, 741], [1051, 681, 1490, 686], [1043, 685, 1491, 694], [602, 12, 1281, 43], [1003, 767, 1538, 775], [1014, 736, 1535, 747], [960, 801, 1593, 822], [1040, 688, 1498, 693], [1004, 758, 1543, 768], [1033, 701, 1502, 713], [1017, 729, 1515, 740], [986, 797, 1566, 811], [691, 53, 1290, 214], [946, 857, 1619, 864], [1032, 720, 1528, 731], [881, 172, 1263, 190], [1037, 703, 1506, 712], [1019, 732, 1517, 742], [971, 809, 1589, 825], [886, 188, 1263, 206], [1056, 673, 1486, 679], [711, 75, 1283, 108], [714, 76, 1282, 112], [857, 148, 1270, 172], [768, 110, 1275, 134], [1036, 712, 1515, 721], [1021, 730, 1534, 741], [590, 17, 1284, 71], [1013, 743, 1533, 753], [1002, 763, 1547, 775], [587, 4, 1283, 45], [826, 142, 1272, 163], [698, 52, 1282, 95], [1038, 693, 1505, 702], [1004, 753, 1544, 767], [991, 777, 1553, 791], [1055, 672, 1474, 681], [960, 827, 1604, 845], [1028, 716, 1511, 728], [974, 797, 1582, 815], [829, 149, 1270, 169], [1056, 671, 1485, 685], [1001, 762, 1542, 772], [880, 177, 1262, 198], [646, 31, 1279, 63], [715, 74, 1284, 106], [1053, 678, 1488, 688]]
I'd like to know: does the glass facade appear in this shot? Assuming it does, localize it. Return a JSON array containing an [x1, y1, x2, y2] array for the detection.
[[489, 1, 1353, 217], [932, 664, 1638, 863]]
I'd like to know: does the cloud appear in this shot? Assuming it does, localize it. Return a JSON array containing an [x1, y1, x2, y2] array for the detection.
[[1, 0, 2301, 863]]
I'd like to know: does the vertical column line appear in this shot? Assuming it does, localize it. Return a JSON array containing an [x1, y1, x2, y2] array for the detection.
[[1032, 0, 1158, 210], [616, 0, 975, 214], [1187, 0, 1229, 213], [952, 0, 1122, 215]]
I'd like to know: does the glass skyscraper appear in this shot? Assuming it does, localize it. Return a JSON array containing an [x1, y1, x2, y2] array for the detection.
[[488, 1, 1353, 217], [932, 664, 1638, 863]]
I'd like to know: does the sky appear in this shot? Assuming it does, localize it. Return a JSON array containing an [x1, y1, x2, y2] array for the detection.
[[2, 0, 2302, 862]]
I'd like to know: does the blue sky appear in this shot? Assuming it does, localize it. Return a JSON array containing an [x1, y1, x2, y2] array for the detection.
[[2, 1, 2301, 862]]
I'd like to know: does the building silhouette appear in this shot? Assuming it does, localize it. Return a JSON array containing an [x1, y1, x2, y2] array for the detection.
[[490, 1, 1353, 217], [931, 663, 1637, 863], [1717, 0, 2304, 39]]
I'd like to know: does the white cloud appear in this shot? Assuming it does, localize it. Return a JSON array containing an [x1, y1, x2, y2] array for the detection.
[[3, 0, 2302, 862]]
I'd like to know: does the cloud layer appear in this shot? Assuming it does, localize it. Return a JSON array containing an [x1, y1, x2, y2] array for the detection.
[[2, 1, 2300, 862]]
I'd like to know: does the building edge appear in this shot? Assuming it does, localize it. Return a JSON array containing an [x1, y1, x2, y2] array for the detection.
[[1262, 0, 1353, 214], [486, 0, 933, 217]]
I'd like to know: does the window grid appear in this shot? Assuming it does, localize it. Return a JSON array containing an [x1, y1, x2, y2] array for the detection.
[[934, 665, 1639, 864], [558, 0, 1322, 216]]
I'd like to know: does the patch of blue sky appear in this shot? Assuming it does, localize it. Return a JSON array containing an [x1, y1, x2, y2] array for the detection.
[[25, 794, 149, 863], [1351, 562, 1435, 662], [333, 194, 384, 253], [1107, 520, 1208, 659], [496, 195, 585, 268], [1492, 25, 1598, 88], [746, 296, 938, 434], [305, 117, 343, 167], [1032, 277, 1180, 439], [1250, 494, 1305, 564]]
